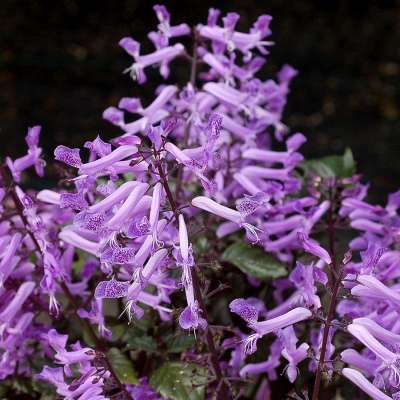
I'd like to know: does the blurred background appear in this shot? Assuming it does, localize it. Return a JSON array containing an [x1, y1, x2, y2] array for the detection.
[[0, 0, 399, 201]]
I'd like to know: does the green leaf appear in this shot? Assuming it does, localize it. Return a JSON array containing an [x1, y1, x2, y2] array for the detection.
[[301, 147, 356, 178], [12, 377, 33, 394], [165, 333, 196, 353], [110, 323, 126, 342], [222, 242, 287, 280], [125, 335, 158, 352], [107, 347, 138, 384], [150, 362, 208, 400], [72, 249, 88, 274], [343, 147, 355, 174], [194, 236, 209, 256]]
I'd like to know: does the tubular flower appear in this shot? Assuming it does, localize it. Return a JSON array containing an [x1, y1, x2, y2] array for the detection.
[[297, 232, 332, 264], [6, 126, 45, 181], [230, 301, 311, 354], [192, 196, 261, 242], [279, 326, 309, 383], [120, 37, 184, 83], [348, 323, 400, 386], [177, 214, 206, 330], [342, 368, 392, 400]]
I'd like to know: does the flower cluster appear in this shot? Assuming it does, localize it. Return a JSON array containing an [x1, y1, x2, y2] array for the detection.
[[0, 4, 398, 400]]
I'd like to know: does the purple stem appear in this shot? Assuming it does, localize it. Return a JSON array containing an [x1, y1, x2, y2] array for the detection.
[[311, 186, 342, 400]]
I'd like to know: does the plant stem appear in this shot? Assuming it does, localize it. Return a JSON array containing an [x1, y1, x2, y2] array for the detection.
[[311, 186, 341, 400], [311, 269, 342, 400], [156, 160, 230, 400], [0, 164, 130, 400]]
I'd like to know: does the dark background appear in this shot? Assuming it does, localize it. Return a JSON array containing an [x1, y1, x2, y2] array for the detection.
[[1, 0, 399, 202]]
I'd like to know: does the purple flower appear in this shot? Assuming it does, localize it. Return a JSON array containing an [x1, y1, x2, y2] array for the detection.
[[297, 232, 332, 264], [192, 196, 261, 242], [79, 145, 138, 176], [84, 135, 112, 159], [230, 302, 311, 354], [342, 368, 392, 400], [120, 37, 184, 83], [240, 338, 282, 379], [59, 229, 99, 256], [289, 262, 327, 309], [54, 145, 82, 167], [60, 192, 88, 211], [125, 249, 168, 319], [148, 5, 190, 49], [6, 126, 45, 181], [94, 279, 129, 299], [0, 281, 35, 335], [279, 326, 309, 382], [177, 214, 206, 330], [229, 298, 259, 323], [106, 182, 149, 230], [0, 233, 22, 286]]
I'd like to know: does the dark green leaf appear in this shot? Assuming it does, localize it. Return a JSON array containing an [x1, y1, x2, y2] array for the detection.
[[222, 243, 287, 280], [150, 362, 208, 400], [165, 333, 196, 353], [12, 377, 33, 394], [107, 347, 138, 384], [301, 147, 356, 178], [72, 249, 88, 274], [110, 323, 126, 342], [194, 237, 209, 256], [125, 335, 158, 352]]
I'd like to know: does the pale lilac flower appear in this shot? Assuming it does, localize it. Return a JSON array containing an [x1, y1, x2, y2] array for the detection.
[[94, 278, 129, 299], [103, 106, 125, 126], [134, 219, 167, 267], [353, 317, 400, 343], [192, 196, 261, 242], [341, 349, 380, 376], [342, 368, 392, 400], [230, 302, 311, 354], [106, 182, 149, 230], [297, 232, 332, 264], [6, 126, 45, 181], [54, 145, 82, 167], [148, 5, 190, 49], [354, 274, 400, 307], [120, 37, 184, 83], [0, 282, 35, 335], [78, 298, 111, 339], [229, 298, 259, 324], [60, 192, 88, 211], [279, 326, 309, 382], [37, 189, 61, 205], [197, 12, 273, 56], [240, 338, 282, 379], [59, 229, 99, 256], [149, 183, 164, 248], [177, 214, 206, 330], [78, 145, 138, 175], [88, 181, 138, 214], [125, 249, 168, 319], [84, 135, 112, 160], [0, 233, 22, 286], [289, 262, 327, 309], [347, 323, 400, 385]]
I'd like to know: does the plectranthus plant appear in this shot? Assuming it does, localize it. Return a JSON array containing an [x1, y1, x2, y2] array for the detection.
[[0, 5, 398, 400]]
